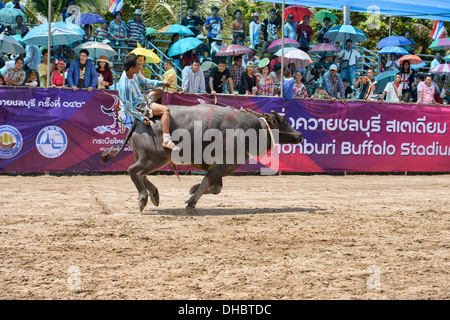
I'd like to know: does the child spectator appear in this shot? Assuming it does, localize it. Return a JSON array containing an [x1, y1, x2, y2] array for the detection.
[[50, 60, 66, 88], [312, 85, 330, 99], [24, 70, 39, 87], [282, 68, 295, 100], [94, 21, 110, 41], [342, 78, 354, 99]]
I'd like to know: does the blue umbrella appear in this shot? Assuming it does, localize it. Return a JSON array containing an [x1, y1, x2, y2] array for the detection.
[[378, 46, 409, 55], [375, 70, 397, 93], [160, 24, 195, 36], [411, 62, 428, 70], [74, 13, 106, 25], [0, 33, 25, 55], [168, 37, 203, 56], [324, 25, 366, 43], [22, 25, 83, 46], [376, 36, 411, 49], [0, 8, 27, 26]]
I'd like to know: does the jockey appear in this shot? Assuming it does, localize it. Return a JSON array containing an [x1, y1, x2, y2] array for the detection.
[[118, 53, 179, 151]]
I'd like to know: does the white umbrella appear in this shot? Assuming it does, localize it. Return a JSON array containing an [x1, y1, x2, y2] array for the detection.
[[73, 42, 117, 59], [22, 25, 83, 46], [284, 48, 313, 69], [0, 33, 25, 55]]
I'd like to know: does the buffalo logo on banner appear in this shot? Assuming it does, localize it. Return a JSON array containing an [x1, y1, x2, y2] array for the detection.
[[94, 95, 133, 135], [36, 126, 68, 159], [0, 125, 23, 159]]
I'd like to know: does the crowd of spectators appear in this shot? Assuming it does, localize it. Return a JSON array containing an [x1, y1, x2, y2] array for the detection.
[[0, 2, 449, 105]]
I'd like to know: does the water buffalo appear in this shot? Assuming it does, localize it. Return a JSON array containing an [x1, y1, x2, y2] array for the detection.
[[102, 104, 302, 214]]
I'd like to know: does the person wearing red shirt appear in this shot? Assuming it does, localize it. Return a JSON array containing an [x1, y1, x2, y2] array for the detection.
[[296, 15, 313, 53]]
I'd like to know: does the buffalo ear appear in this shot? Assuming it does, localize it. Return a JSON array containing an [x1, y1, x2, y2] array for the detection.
[[271, 110, 284, 124]]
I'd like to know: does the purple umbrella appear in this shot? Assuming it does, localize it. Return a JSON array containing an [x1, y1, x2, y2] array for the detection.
[[309, 42, 340, 53], [267, 38, 301, 53], [376, 36, 411, 49]]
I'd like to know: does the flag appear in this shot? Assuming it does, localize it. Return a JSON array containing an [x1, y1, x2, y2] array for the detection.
[[109, 0, 123, 15], [430, 20, 446, 40]]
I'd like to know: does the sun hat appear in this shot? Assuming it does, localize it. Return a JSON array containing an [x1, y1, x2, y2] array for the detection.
[[254, 59, 261, 67], [56, 60, 66, 67], [213, 34, 223, 41], [102, 39, 111, 45], [329, 64, 338, 70], [133, 9, 143, 15], [251, 12, 260, 17], [96, 55, 112, 66], [246, 61, 254, 68], [200, 61, 217, 72], [196, 34, 206, 40], [258, 57, 269, 68]]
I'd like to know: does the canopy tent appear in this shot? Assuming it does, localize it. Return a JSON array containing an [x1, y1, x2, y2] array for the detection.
[[255, 0, 450, 21]]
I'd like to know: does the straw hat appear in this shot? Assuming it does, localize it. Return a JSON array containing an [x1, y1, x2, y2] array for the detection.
[[213, 34, 223, 41], [133, 9, 143, 15], [96, 55, 112, 66], [196, 34, 206, 40]]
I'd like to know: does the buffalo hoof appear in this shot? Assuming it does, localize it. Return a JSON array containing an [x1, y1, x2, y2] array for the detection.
[[139, 195, 148, 212], [185, 206, 197, 215], [189, 184, 199, 195], [150, 190, 160, 207]]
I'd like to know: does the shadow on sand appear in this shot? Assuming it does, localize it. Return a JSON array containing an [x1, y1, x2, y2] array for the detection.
[[139, 206, 327, 216]]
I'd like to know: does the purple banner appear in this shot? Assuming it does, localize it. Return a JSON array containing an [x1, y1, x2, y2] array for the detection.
[[1, 87, 450, 173]]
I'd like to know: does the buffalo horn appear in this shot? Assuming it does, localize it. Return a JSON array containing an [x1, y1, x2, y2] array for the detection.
[[271, 110, 284, 123]]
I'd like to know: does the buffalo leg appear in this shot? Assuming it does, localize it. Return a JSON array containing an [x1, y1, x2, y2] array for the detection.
[[186, 165, 237, 214], [189, 178, 223, 195], [128, 161, 149, 212], [144, 176, 160, 207]]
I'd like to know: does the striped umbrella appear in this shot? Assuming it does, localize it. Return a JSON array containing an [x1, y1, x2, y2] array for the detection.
[[429, 38, 450, 50], [444, 54, 450, 61], [430, 63, 450, 75]]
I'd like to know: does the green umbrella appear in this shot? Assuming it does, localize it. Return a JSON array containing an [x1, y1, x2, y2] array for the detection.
[[428, 38, 450, 50], [314, 10, 337, 24], [146, 27, 157, 35], [11, 34, 24, 46]]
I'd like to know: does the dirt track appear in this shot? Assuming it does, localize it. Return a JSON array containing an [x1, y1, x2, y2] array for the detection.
[[0, 174, 449, 299]]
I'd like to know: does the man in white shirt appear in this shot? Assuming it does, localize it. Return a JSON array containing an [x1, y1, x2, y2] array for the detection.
[[210, 34, 227, 64], [181, 59, 206, 94], [339, 39, 361, 85], [249, 12, 261, 48], [284, 14, 296, 40], [381, 73, 403, 103], [430, 52, 442, 71]]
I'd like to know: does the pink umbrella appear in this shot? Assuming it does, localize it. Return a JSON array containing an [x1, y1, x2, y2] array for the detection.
[[267, 38, 301, 53], [430, 63, 450, 75], [309, 42, 340, 53], [215, 44, 254, 57], [284, 48, 313, 69]]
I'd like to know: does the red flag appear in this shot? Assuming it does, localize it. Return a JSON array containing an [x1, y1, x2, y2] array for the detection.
[[429, 20, 446, 40]]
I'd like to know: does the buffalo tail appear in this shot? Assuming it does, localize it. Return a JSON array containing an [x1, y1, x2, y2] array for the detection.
[[101, 121, 137, 164]]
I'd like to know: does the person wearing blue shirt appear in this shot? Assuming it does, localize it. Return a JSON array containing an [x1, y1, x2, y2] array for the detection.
[[0, 1, 5, 9], [118, 53, 178, 151], [205, 6, 223, 46], [282, 68, 295, 100], [67, 49, 98, 91]]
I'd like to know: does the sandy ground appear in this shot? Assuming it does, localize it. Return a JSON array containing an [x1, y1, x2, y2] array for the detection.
[[0, 173, 449, 300]]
